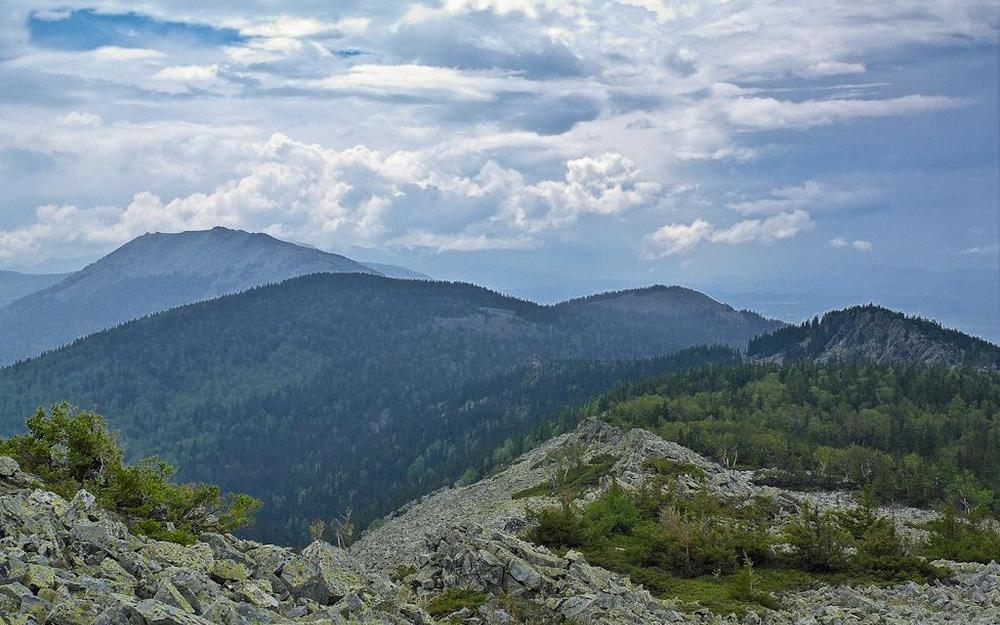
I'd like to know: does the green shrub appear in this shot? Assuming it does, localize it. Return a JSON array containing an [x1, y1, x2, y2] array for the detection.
[[582, 484, 641, 539], [922, 502, 1000, 563], [425, 587, 487, 617], [513, 454, 618, 500], [0, 404, 260, 543], [782, 503, 852, 571], [532, 506, 585, 549], [641, 457, 706, 481]]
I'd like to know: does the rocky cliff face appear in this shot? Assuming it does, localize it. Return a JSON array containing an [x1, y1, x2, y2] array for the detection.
[[0, 457, 433, 625]]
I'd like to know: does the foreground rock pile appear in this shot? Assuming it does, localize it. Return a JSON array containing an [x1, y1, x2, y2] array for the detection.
[[4, 416, 999, 625], [405, 521, 688, 625], [758, 561, 1000, 625], [396, 520, 1000, 625], [0, 457, 432, 625]]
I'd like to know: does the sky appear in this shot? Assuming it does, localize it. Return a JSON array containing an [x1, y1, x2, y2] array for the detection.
[[0, 1, 998, 338]]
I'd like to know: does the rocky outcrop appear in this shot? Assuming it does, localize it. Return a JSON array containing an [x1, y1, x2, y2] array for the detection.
[[355, 419, 1000, 624], [402, 521, 688, 624], [0, 456, 432, 625], [353, 419, 762, 573]]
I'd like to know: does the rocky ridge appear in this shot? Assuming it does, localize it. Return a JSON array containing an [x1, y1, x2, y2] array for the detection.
[[0, 457, 433, 625], [354, 419, 1000, 624], [2, 418, 997, 625]]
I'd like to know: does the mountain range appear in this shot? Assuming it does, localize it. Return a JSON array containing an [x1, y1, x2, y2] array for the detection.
[[0, 270, 69, 308], [0, 227, 427, 365], [0, 267, 776, 543], [0, 227, 995, 546]]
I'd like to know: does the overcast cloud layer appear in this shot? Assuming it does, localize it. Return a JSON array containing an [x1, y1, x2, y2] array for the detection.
[[0, 1, 997, 336]]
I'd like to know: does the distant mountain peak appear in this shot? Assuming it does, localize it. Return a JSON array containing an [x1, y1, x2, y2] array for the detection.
[[749, 303, 1000, 368], [0, 228, 431, 364]]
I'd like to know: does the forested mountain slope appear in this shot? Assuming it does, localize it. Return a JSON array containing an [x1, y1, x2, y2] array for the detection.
[[748, 305, 1000, 369], [0, 272, 761, 543], [575, 363, 1000, 512], [556, 285, 784, 356], [0, 227, 380, 365]]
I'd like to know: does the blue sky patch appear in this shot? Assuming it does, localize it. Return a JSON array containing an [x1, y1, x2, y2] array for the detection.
[[28, 8, 246, 50]]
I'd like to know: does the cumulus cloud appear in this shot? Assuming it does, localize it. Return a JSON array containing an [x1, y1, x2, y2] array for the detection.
[[643, 219, 713, 256], [0, 0, 996, 268], [643, 210, 813, 258], [0, 133, 660, 260]]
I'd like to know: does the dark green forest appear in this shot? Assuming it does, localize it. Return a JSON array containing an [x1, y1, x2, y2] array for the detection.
[[568, 364, 1000, 513], [0, 273, 758, 544]]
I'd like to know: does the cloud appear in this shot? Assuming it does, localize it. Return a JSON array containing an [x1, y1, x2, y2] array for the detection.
[[90, 46, 165, 61], [728, 180, 881, 214], [55, 111, 103, 128], [153, 65, 220, 82], [0, 133, 659, 260], [500, 153, 661, 232], [643, 219, 713, 256], [723, 94, 964, 130], [643, 210, 813, 258], [830, 237, 873, 251], [960, 243, 1000, 255], [710, 210, 813, 244], [303, 64, 536, 101], [231, 15, 368, 38]]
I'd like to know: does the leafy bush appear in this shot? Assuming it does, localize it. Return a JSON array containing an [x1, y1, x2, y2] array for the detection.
[[0, 404, 260, 543], [425, 587, 487, 617]]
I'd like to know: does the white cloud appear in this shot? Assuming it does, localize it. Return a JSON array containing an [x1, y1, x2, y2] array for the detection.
[[91, 46, 165, 61], [643, 210, 813, 258], [232, 15, 367, 38], [501, 153, 661, 231], [55, 112, 103, 128], [153, 65, 220, 82], [723, 94, 963, 130], [710, 210, 813, 244], [0, 133, 659, 260], [643, 219, 713, 257], [830, 237, 873, 251], [728, 180, 880, 214], [304, 64, 535, 101]]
